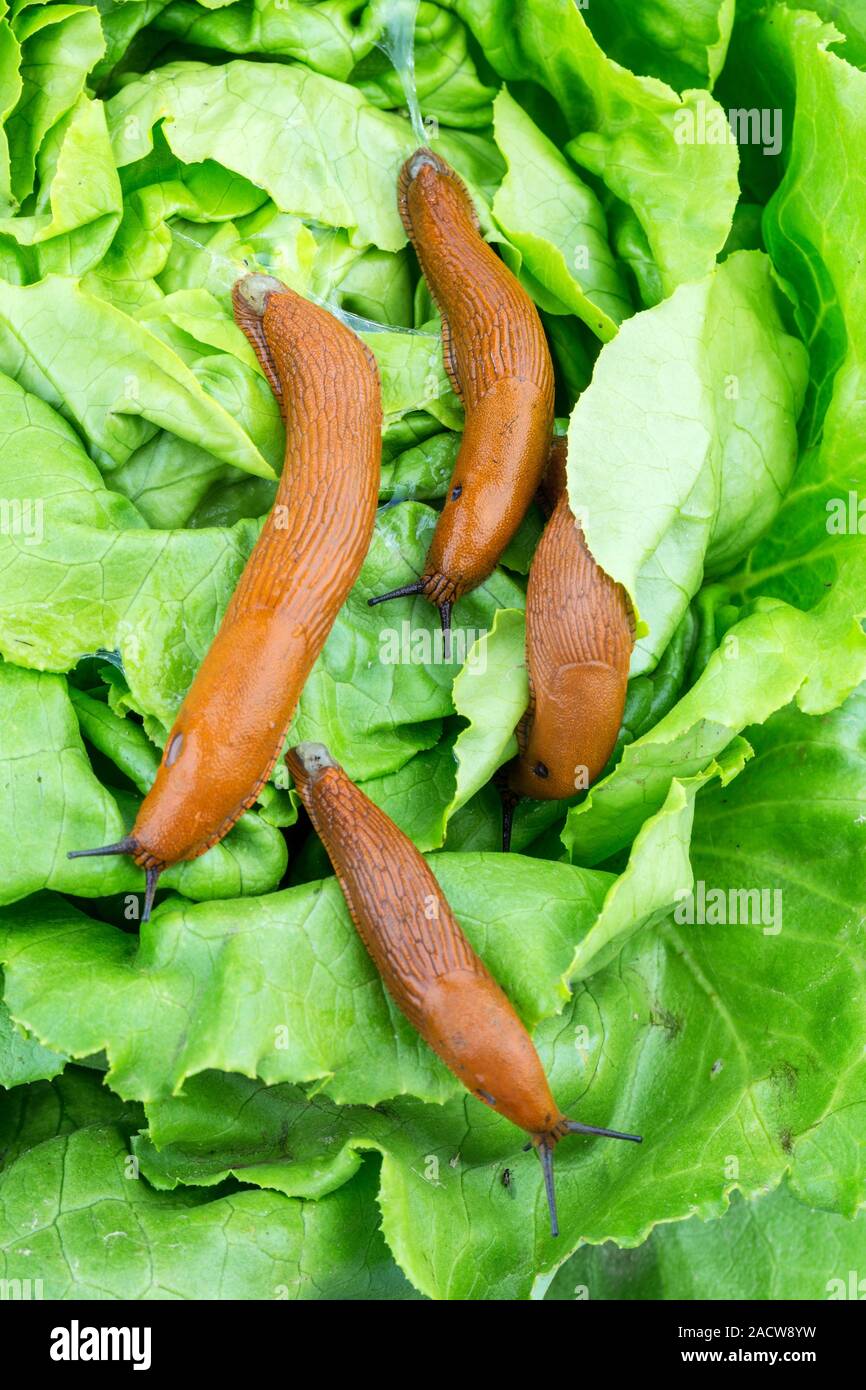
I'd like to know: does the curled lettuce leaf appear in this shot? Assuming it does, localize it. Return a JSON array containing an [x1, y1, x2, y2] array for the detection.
[[6, 2, 105, 207], [445, 0, 740, 293], [566, 250, 808, 671], [0, 276, 274, 476], [0, 1080, 418, 1299], [0, 662, 287, 907], [582, 0, 735, 93], [490, 88, 632, 341], [106, 58, 421, 253]]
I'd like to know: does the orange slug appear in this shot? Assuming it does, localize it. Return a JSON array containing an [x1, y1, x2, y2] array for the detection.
[[503, 437, 634, 850], [368, 148, 554, 644], [287, 740, 641, 1237], [69, 274, 382, 919]]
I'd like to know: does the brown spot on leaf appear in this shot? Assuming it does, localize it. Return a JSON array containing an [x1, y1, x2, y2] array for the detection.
[[770, 1060, 799, 1094], [650, 1005, 682, 1040]]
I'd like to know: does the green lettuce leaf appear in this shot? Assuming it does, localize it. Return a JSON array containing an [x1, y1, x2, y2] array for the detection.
[[6, 2, 105, 206], [432, 602, 701, 859], [153, 0, 381, 81], [0, 275, 274, 477], [547, 1179, 866, 1299], [0, 0, 863, 1306], [564, 576, 866, 865], [337, 689, 866, 1293], [0, 851, 611, 1104], [6, 685, 865, 1297], [736, 0, 866, 69], [0, 662, 287, 906], [567, 9, 866, 868], [349, 606, 527, 850], [728, 7, 866, 611], [106, 58, 422, 253], [0, 8, 22, 214], [0, 976, 67, 1089], [583, 0, 735, 92], [0, 380, 523, 779], [0, 1088, 417, 1298], [567, 250, 807, 670], [91, 0, 173, 91], [445, 0, 740, 294], [491, 88, 631, 341], [379, 430, 458, 503], [0, 1066, 136, 1169], [289, 503, 525, 781], [354, 0, 497, 129], [0, 96, 123, 278]]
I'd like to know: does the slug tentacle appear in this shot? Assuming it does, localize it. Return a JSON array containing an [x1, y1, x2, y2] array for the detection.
[[567, 1120, 643, 1142], [500, 785, 519, 853], [367, 581, 425, 607], [67, 836, 138, 859], [67, 835, 163, 921], [366, 574, 456, 654], [530, 1117, 642, 1238], [439, 601, 453, 661], [538, 1142, 560, 1239], [142, 865, 161, 923]]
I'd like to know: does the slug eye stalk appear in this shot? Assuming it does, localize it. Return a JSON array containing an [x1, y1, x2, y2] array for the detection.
[[367, 581, 426, 606], [367, 584, 453, 658], [439, 601, 452, 661], [67, 836, 138, 860], [500, 787, 520, 852], [67, 839, 163, 922], [142, 866, 161, 922], [528, 1123, 643, 1239]]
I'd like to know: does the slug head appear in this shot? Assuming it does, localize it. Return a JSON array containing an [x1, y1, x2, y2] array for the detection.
[[397, 145, 480, 244], [508, 659, 631, 803], [286, 741, 339, 793], [235, 272, 287, 317], [406, 148, 447, 182], [507, 749, 568, 801]]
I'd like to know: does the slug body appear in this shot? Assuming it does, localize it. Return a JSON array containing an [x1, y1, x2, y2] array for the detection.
[[369, 149, 554, 635], [287, 741, 640, 1235], [508, 437, 633, 805], [70, 276, 381, 915]]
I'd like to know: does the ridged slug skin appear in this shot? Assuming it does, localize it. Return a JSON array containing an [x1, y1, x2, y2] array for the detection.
[[128, 277, 382, 871], [508, 437, 634, 801], [395, 149, 555, 608], [286, 741, 566, 1140]]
